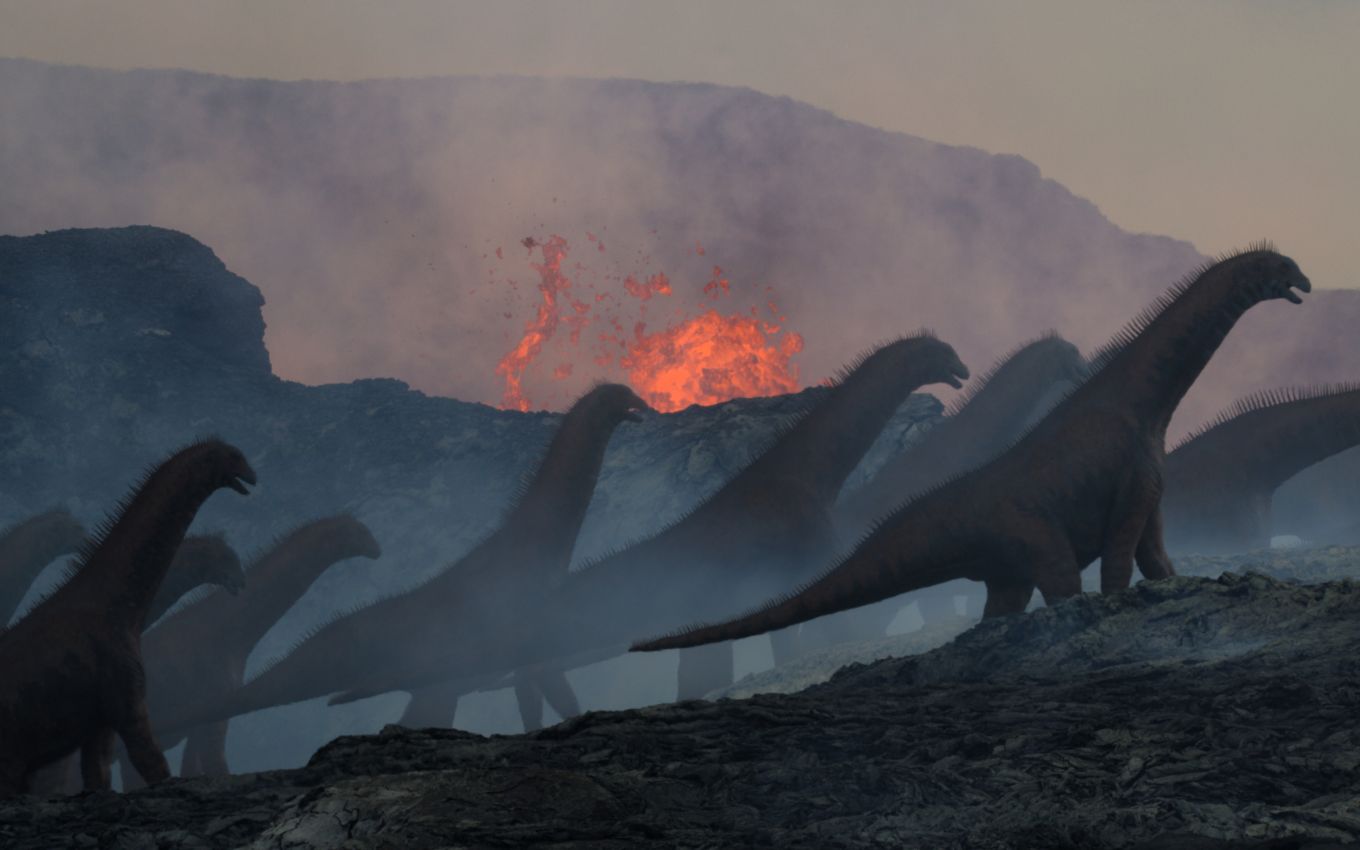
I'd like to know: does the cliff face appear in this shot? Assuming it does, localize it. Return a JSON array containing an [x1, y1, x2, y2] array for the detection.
[[0, 225, 940, 765]]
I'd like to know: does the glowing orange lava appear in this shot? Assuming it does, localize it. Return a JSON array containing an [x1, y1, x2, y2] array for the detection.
[[622, 310, 804, 412], [494, 234, 571, 411], [492, 233, 804, 412]]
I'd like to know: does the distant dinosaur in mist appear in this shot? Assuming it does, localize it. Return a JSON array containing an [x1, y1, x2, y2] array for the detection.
[[1162, 385, 1360, 554], [819, 334, 1086, 642], [0, 438, 255, 796], [167, 385, 648, 736], [0, 509, 86, 625], [144, 533, 245, 626], [632, 246, 1311, 655], [28, 532, 245, 796], [326, 334, 972, 708], [122, 516, 379, 786]]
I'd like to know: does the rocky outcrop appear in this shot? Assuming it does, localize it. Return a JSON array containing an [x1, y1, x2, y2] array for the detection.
[[3, 572, 1359, 848]]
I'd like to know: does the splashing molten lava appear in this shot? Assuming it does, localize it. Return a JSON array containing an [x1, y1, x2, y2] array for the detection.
[[492, 234, 803, 413]]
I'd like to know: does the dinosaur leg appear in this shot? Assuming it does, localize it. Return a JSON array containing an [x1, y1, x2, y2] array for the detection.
[[117, 705, 170, 786], [182, 722, 230, 776], [400, 682, 462, 728], [534, 668, 581, 722], [513, 675, 545, 732], [79, 728, 115, 791], [982, 579, 1034, 617], [1135, 507, 1177, 580], [675, 642, 733, 700], [768, 626, 801, 666]]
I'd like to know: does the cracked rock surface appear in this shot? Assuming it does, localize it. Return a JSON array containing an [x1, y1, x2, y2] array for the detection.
[[4, 572, 1360, 849]]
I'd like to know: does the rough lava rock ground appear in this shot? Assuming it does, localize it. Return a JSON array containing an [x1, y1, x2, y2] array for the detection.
[[4, 571, 1360, 849]]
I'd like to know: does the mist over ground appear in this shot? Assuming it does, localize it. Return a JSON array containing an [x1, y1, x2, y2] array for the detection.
[[9, 58, 1356, 438]]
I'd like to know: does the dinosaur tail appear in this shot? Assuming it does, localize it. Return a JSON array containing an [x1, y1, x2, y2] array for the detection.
[[631, 534, 962, 652]]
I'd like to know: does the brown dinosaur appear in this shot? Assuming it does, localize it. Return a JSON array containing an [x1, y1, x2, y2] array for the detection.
[[0, 438, 256, 796], [122, 515, 380, 784], [820, 333, 1086, 640], [323, 334, 972, 709], [1162, 385, 1360, 554], [0, 509, 86, 625], [632, 246, 1311, 654], [165, 385, 649, 736], [26, 532, 245, 796]]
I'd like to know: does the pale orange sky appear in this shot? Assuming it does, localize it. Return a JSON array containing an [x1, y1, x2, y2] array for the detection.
[[2, 0, 1357, 289]]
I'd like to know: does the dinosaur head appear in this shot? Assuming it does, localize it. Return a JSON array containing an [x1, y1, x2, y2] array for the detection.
[[895, 335, 970, 390], [1029, 334, 1088, 385], [190, 439, 258, 496], [30, 508, 87, 555], [324, 514, 384, 560], [587, 383, 655, 424], [175, 534, 245, 595], [1230, 249, 1310, 306]]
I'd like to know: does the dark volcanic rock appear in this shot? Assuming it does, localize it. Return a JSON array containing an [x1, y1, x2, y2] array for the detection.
[[4, 572, 1359, 849]]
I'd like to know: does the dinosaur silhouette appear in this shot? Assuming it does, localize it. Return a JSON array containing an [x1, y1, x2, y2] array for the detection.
[[632, 246, 1311, 653], [123, 516, 380, 785], [326, 334, 972, 708], [0, 509, 86, 625], [820, 334, 1086, 640], [1162, 385, 1360, 554], [26, 532, 245, 796], [167, 385, 648, 735], [145, 533, 246, 626], [0, 438, 255, 796]]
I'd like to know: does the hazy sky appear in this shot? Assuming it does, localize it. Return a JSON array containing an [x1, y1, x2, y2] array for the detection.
[[2, 0, 1356, 290]]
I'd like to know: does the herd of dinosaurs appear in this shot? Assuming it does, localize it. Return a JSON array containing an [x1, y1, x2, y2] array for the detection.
[[0, 244, 1343, 797]]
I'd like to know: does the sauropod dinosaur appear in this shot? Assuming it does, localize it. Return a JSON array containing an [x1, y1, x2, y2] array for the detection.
[[326, 334, 972, 708], [27, 532, 245, 796], [1162, 385, 1360, 554], [819, 334, 1086, 642], [168, 385, 648, 735], [0, 438, 256, 796], [0, 509, 86, 625], [632, 246, 1311, 654], [122, 516, 380, 786]]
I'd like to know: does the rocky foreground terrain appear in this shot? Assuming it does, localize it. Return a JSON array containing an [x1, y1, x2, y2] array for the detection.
[[4, 568, 1359, 849]]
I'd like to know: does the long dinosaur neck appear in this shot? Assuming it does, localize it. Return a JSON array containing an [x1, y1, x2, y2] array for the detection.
[[87, 460, 218, 632], [218, 531, 358, 659], [1099, 264, 1253, 438], [0, 517, 81, 622], [145, 550, 208, 627], [506, 410, 619, 575], [1178, 391, 1360, 493], [741, 358, 936, 507]]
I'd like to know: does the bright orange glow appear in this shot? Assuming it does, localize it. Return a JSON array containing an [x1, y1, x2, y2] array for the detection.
[[494, 235, 571, 411], [492, 233, 804, 412], [622, 310, 804, 412]]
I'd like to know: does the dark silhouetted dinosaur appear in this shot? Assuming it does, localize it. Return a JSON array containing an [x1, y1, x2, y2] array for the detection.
[[124, 515, 380, 784], [0, 438, 255, 796], [0, 509, 86, 625], [168, 385, 648, 736], [632, 246, 1311, 654], [819, 334, 1086, 641], [27, 532, 245, 796], [1162, 385, 1360, 554], [324, 334, 972, 708]]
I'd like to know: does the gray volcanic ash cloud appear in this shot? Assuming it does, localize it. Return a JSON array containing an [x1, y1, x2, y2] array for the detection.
[[2, 58, 1354, 435]]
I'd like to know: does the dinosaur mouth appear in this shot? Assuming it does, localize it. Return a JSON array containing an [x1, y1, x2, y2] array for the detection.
[[624, 401, 656, 422], [228, 469, 257, 495], [226, 573, 246, 595], [944, 362, 971, 389], [1281, 277, 1311, 304]]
